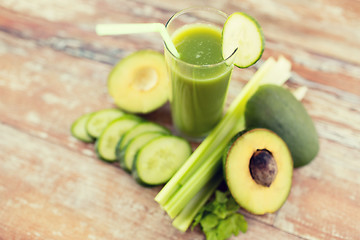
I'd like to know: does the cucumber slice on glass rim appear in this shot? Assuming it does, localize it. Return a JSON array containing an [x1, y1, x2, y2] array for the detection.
[[222, 12, 265, 68]]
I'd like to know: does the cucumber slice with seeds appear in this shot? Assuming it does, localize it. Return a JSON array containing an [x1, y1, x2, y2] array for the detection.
[[121, 132, 166, 172], [95, 115, 143, 162], [222, 12, 265, 68], [86, 109, 125, 138], [116, 121, 171, 165], [132, 136, 192, 186], [71, 112, 94, 143], [120, 122, 171, 149]]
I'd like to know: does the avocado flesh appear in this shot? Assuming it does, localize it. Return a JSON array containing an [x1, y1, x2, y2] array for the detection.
[[108, 50, 169, 114], [224, 128, 293, 215]]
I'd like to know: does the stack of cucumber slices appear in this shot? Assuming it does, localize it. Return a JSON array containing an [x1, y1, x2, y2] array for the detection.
[[71, 108, 192, 186]]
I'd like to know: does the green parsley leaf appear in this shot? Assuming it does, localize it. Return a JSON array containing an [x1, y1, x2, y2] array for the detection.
[[205, 229, 218, 240], [213, 204, 228, 219], [217, 214, 248, 240], [215, 190, 229, 204], [213, 195, 239, 219], [200, 213, 219, 231], [226, 197, 240, 213], [191, 190, 248, 240]]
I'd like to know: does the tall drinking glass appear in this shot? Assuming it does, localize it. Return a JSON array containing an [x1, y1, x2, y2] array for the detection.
[[164, 7, 237, 141]]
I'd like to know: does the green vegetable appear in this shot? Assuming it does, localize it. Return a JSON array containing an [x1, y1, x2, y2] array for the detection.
[[119, 131, 166, 172], [71, 109, 192, 189], [117, 121, 170, 169], [132, 135, 192, 186], [155, 56, 292, 231], [222, 12, 264, 68], [192, 190, 247, 240], [95, 115, 142, 162], [86, 108, 125, 138], [172, 172, 222, 232], [245, 84, 319, 167], [118, 121, 170, 150], [71, 112, 94, 143]]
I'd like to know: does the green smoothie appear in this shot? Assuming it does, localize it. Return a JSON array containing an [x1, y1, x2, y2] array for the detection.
[[166, 23, 234, 139]]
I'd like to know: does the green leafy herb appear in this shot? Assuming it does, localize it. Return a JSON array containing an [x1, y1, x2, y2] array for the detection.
[[192, 190, 248, 240], [200, 213, 219, 231]]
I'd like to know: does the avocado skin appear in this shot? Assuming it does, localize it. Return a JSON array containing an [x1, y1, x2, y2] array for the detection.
[[245, 84, 319, 168]]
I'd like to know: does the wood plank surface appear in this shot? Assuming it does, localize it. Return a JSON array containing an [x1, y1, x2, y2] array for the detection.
[[0, 0, 359, 239]]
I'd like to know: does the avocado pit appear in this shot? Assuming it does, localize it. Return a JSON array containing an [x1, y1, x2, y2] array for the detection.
[[249, 149, 278, 187]]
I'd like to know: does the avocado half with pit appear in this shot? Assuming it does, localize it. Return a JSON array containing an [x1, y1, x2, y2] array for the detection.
[[108, 50, 169, 114], [223, 128, 293, 215]]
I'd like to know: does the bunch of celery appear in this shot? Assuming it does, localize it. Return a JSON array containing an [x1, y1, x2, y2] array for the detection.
[[155, 56, 292, 232]]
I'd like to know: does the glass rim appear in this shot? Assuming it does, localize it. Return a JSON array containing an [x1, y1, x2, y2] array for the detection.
[[164, 6, 238, 68]]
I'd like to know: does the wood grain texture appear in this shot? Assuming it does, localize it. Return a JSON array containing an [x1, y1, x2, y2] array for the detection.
[[0, 0, 359, 239]]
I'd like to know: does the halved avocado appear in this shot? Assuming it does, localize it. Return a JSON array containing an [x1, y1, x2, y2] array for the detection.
[[108, 50, 169, 114], [223, 128, 293, 215]]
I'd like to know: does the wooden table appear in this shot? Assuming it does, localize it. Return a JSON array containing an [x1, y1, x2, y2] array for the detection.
[[1, 1, 359, 239]]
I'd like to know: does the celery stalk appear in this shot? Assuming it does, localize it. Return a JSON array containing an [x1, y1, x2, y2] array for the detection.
[[164, 116, 245, 219], [164, 146, 223, 218], [172, 173, 223, 232], [292, 86, 308, 101], [257, 56, 291, 86]]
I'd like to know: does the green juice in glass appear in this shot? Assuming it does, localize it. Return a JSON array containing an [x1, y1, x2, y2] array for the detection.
[[166, 23, 234, 139]]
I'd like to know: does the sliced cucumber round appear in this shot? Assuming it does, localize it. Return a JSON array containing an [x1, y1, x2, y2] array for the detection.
[[108, 50, 169, 114], [71, 112, 94, 143], [118, 121, 170, 151], [120, 132, 166, 172], [86, 109, 124, 138], [95, 115, 143, 162], [222, 12, 265, 68], [132, 136, 192, 186]]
